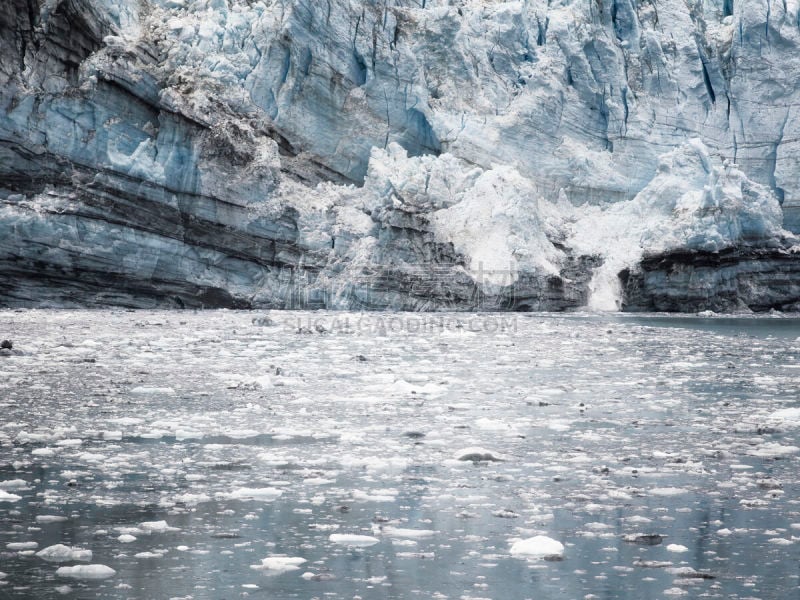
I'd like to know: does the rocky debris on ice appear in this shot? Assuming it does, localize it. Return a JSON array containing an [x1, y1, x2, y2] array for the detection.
[[455, 447, 506, 462]]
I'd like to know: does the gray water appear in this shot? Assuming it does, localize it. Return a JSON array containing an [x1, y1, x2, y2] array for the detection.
[[1, 310, 800, 600]]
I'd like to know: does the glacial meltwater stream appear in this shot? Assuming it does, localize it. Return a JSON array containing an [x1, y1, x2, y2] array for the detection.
[[1, 311, 799, 599]]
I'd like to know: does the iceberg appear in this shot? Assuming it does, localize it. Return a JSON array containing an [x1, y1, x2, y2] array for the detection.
[[1, 0, 798, 311]]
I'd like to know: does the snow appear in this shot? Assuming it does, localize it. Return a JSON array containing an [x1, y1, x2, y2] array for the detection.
[[55, 565, 116, 580], [0, 490, 21, 502], [509, 536, 565, 559]]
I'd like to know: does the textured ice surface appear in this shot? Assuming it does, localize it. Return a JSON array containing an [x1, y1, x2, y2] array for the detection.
[[36, 544, 93, 563], [509, 536, 565, 559], [55, 565, 116, 580], [1, 310, 800, 598], [250, 555, 307, 574], [1, 0, 800, 311]]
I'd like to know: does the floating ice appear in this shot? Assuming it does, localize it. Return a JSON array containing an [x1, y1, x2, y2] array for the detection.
[[221, 488, 283, 502], [7, 542, 38, 550], [36, 545, 92, 563], [250, 556, 307, 574], [131, 387, 175, 395], [140, 520, 178, 533], [174, 493, 212, 506], [454, 447, 506, 462], [56, 565, 116, 580], [383, 528, 437, 539], [747, 443, 800, 458], [509, 536, 565, 559], [134, 551, 165, 558], [329, 534, 380, 547], [0, 490, 21, 502], [35, 515, 68, 523], [768, 408, 800, 426], [650, 488, 689, 497], [0, 479, 28, 490]]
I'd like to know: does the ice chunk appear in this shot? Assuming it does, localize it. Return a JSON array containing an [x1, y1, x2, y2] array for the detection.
[[0, 490, 21, 502], [0, 479, 28, 490], [748, 443, 800, 458], [650, 487, 689, 496], [130, 387, 175, 395], [454, 447, 506, 462], [7, 542, 38, 550], [56, 565, 116, 580], [36, 515, 68, 523], [768, 407, 800, 425], [174, 493, 211, 506], [329, 534, 380, 547], [134, 551, 165, 558], [509, 536, 565, 559], [383, 528, 437, 539], [221, 488, 283, 502], [139, 520, 178, 533], [36, 544, 92, 563], [250, 556, 307, 574]]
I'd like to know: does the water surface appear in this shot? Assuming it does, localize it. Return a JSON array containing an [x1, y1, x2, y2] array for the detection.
[[1, 310, 799, 599]]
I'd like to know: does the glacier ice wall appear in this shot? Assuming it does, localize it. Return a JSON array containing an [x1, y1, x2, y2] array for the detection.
[[0, 0, 799, 310]]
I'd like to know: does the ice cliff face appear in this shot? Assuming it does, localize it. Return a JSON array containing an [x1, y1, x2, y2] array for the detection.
[[1, 0, 799, 310]]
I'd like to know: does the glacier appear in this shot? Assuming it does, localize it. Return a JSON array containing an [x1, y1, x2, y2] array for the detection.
[[1, 0, 800, 310]]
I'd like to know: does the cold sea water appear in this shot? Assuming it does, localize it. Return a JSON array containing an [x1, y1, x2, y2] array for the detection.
[[1, 310, 799, 599]]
